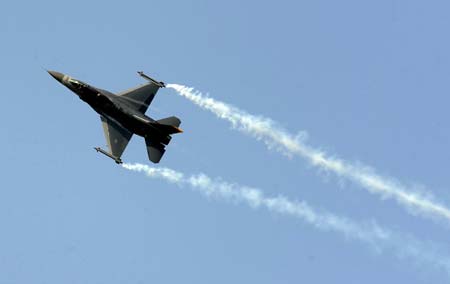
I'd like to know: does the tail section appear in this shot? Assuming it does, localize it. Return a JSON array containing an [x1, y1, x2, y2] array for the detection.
[[152, 116, 183, 134], [146, 116, 182, 163], [157, 116, 181, 127], [145, 139, 166, 163]]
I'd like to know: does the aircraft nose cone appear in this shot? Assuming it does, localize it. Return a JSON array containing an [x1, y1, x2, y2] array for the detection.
[[47, 70, 64, 82]]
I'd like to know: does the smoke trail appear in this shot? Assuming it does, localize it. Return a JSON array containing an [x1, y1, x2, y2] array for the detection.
[[122, 162, 450, 274], [167, 84, 450, 224]]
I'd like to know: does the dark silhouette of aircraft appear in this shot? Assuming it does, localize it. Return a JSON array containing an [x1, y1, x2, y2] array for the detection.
[[48, 70, 182, 164]]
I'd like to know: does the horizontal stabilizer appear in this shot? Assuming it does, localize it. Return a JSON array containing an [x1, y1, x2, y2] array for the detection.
[[152, 116, 183, 134], [151, 123, 183, 135], [157, 116, 181, 127], [145, 139, 166, 163]]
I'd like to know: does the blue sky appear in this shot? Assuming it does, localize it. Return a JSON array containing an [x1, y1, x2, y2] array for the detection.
[[2, 0, 450, 283]]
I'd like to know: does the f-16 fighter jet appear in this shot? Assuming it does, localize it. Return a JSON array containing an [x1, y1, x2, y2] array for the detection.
[[48, 70, 182, 164]]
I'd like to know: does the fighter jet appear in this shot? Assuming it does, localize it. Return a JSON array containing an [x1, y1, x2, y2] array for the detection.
[[48, 70, 182, 164]]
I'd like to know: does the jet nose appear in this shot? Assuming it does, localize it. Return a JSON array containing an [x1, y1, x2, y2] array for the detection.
[[47, 70, 64, 83]]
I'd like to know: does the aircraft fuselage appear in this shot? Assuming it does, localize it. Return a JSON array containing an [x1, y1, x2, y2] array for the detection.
[[51, 72, 171, 145]]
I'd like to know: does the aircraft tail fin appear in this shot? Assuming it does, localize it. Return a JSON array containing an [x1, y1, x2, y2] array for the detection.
[[151, 116, 183, 134], [145, 116, 182, 163], [145, 139, 166, 163], [157, 116, 181, 127]]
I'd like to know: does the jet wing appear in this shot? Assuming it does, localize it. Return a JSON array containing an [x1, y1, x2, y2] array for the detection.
[[116, 82, 161, 114], [100, 115, 133, 159]]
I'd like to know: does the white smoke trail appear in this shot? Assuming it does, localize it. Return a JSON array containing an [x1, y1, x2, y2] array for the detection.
[[122, 162, 450, 274], [167, 84, 450, 224]]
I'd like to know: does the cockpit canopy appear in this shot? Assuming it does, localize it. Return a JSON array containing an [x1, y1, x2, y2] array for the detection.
[[66, 77, 98, 97], [68, 78, 88, 89]]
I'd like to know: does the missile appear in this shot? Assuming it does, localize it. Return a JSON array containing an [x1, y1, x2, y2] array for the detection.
[[137, 71, 166, 88], [94, 147, 123, 164]]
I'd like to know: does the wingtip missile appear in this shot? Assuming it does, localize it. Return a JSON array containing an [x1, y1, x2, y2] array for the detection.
[[94, 147, 123, 164], [137, 71, 166, 88]]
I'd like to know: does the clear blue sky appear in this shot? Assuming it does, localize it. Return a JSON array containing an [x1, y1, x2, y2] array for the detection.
[[2, 0, 450, 283]]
